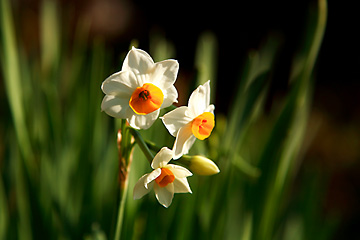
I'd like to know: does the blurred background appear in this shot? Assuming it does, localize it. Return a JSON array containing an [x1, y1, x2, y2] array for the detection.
[[1, 0, 359, 239]]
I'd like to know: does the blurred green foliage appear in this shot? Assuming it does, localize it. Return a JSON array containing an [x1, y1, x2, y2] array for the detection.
[[0, 0, 335, 239]]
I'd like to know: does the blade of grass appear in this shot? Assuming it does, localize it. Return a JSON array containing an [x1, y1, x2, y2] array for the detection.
[[40, 0, 60, 75], [254, 1, 327, 239], [0, 175, 9, 239], [0, 0, 34, 173], [195, 31, 218, 101], [10, 140, 33, 240], [222, 37, 279, 178], [149, 30, 176, 62], [224, 37, 279, 153]]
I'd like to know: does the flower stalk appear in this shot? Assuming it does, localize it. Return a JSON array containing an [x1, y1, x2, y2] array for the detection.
[[128, 128, 154, 163], [114, 121, 134, 240]]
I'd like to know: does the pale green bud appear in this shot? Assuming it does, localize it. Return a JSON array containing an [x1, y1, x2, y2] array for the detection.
[[179, 155, 220, 176]]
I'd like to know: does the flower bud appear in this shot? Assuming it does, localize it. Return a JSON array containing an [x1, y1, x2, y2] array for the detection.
[[187, 155, 220, 176]]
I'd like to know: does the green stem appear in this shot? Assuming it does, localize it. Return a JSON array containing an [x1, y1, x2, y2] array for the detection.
[[143, 141, 196, 169], [145, 140, 161, 153], [114, 173, 130, 240], [114, 128, 155, 239], [129, 128, 154, 163], [114, 127, 164, 240], [114, 120, 131, 240]]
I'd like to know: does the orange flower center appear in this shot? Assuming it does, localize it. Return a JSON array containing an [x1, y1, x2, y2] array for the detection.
[[129, 83, 164, 115], [155, 168, 175, 188], [191, 112, 215, 140]]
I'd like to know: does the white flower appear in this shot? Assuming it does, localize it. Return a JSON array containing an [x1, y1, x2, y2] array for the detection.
[[133, 147, 192, 208], [161, 80, 215, 159], [101, 47, 179, 129]]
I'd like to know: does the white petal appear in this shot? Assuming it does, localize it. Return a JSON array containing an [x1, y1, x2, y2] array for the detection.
[[127, 109, 160, 130], [161, 106, 192, 137], [144, 168, 161, 189], [122, 47, 154, 76], [133, 173, 153, 199], [188, 80, 211, 117], [172, 123, 197, 159], [101, 71, 138, 96], [151, 147, 174, 169], [205, 104, 215, 114], [149, 60, 179, 89], [154, 183, 174, 208], [173, 177, 192, 194], [161, 85, 178, 108], [167, 164, 193, 178], [101, 95, 131, 119]]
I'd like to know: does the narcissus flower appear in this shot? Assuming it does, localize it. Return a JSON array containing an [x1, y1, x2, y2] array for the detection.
[[101, 47, 179, 129], [133, 147, 192, 208], [161, 80, 215, 159]]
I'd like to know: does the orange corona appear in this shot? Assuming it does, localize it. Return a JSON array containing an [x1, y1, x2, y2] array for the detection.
[[155, 168, 175, 187], [129, 83, 164, 115], [191, 112, 215, 140]]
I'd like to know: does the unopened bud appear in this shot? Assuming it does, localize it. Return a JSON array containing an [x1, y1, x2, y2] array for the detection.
[[187, 155, 220, 176]]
